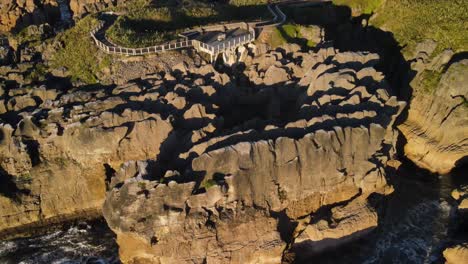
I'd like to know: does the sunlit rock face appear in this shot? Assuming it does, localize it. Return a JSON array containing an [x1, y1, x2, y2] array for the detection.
[[0, 0, 59, 32], [103, 45, 405, 263], [399, 55, 468, 174], [0, 0, 130, 32], [0, 77, 174, 237], [69, 0, 131, 18]]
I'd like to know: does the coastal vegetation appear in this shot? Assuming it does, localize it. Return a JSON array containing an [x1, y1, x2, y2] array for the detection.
[[106, 0, 270, 48], [332, 0, 383, 14], [371, 0, 468, 57], [51, 15, 111, 84], [270, 23, 318, 48]]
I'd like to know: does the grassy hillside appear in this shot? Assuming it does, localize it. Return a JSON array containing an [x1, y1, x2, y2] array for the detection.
[[371, 0, 468, 57], [51, 15, 111, 84], [106, 0, 269, 47], [332, 0, 382, 14]]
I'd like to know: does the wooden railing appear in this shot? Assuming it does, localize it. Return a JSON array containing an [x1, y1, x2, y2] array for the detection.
[[90, 21, 194, 56], [89, 0, 329, 56], [91, 20, 255, 57]]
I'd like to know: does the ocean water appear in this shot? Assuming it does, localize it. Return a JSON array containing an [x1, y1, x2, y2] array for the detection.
[[309, 166, 464, 264], [0, 167, 464, 264], [0, 220, 119, 264]]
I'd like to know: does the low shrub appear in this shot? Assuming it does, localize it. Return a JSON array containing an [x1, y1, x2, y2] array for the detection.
[[51, 15, 112, 84]]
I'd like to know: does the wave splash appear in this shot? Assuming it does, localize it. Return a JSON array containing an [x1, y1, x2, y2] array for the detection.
[[0, 220, 119, 264]]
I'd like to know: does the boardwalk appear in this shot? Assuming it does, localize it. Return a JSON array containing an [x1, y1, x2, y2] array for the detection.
[[90, 0, 329, 61]]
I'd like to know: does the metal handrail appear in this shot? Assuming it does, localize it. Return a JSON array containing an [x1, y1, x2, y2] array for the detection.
[[89, 1, 333, 56], [90, 21, 194, 55]]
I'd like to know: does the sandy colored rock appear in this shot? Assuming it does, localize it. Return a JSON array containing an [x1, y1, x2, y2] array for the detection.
[[102, 48, 404, 263], [399, 59, 468, 174], [293, 197, 378, 255], [444, 244, 468, 264]]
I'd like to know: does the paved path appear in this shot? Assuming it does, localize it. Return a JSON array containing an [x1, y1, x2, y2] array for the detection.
[[90, 0, 330, 57]]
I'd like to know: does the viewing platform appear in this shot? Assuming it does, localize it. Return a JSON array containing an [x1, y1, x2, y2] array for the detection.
[[90, 1, 329, 62]]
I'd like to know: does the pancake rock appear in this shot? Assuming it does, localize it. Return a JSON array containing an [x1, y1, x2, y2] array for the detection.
[[399, 48, 468, 174], [0, 80, 173, 237], [0, 0, 59, 32], [103, 46, 405, 263]]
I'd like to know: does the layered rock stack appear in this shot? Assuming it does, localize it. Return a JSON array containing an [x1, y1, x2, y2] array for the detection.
[[0, 0, 130, 32], [102, 46, 406, 263], [0, 79, 173, 237], [398, 47, 468, 174], [0, 0, 59, 32]]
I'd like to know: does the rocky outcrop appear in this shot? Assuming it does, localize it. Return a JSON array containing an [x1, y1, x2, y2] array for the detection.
[[103, 46, 405, 263], [0, 79, 173, 237], [398, 47, 468, 174], [69, 0, 130, 18], [444, 244, 468, 264], [452, 185, 468, 212], [0, 0, 60, 32], [0, 0, 131, 32], [292, 196, 377, 257]]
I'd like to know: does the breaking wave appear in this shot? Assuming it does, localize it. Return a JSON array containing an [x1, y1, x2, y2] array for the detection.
[[0, 219, 119, 264]]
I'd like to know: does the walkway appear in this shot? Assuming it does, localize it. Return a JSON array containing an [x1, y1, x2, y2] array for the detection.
[[90, 0, 329, 61]]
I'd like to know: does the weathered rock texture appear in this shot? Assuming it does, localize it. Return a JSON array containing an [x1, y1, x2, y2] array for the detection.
[[0, 0, 131, 32], [0, 0, 60, 32], [103, 46, 405, 263], [444, 243, 468, 264], [69, 0, 130, 18], [0, 79, 173, 237], [398, 44, 467, 174]]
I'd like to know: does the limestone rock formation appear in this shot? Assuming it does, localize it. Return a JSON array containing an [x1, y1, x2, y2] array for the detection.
[[0, 0, 59, 32], [0, 0, 131, 32], [103, 46, 405, 263], [399, 54, 468, 174], [292, 197, 377, 257], [0, 78, 173, 237], [444, 244, 468, 264], [452, 185, 468, 211], [69, 0, 130, 18]]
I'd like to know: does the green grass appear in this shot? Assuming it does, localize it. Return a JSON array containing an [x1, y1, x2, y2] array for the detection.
[[332, 0, 383, 14], [419, 70, 442, 94], [371, 0, 468, 58], [15, 25, 51, 47], [16, 173, 33, 184], [270, 23, 318, 48], [138, 181, 147, 190], [282, 24, 299, 38], [106, 0, 269, 47], [201, 179, 217, 189], [51, 15, 112, 84], [24, 63, 48, 83]]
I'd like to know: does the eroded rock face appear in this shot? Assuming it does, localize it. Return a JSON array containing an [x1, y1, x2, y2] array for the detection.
[[103, 46, 405, 263], [444, 243, 468, 264], [69, 0, 130, 18], [0, 0, 131, 32], [0, 79, 173, 237], [399, 55, 468, 174], [0, 0, 59, 32]]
